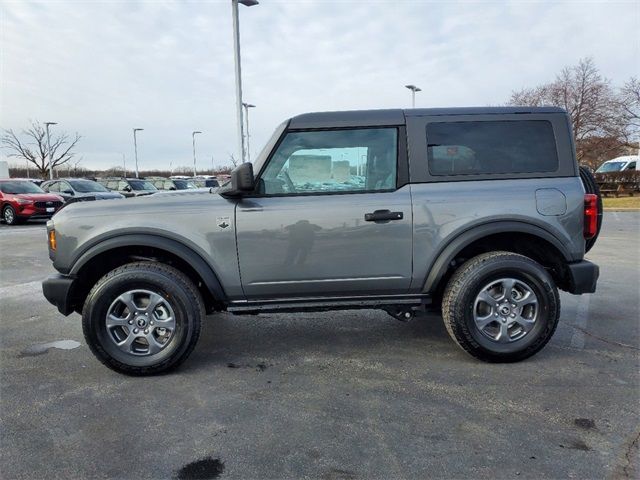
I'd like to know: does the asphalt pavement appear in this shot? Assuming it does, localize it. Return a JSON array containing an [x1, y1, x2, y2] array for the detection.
[[0, 214, 638, 480]]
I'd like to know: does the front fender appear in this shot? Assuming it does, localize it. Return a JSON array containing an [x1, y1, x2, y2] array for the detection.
[[68, 233, 228, 301]]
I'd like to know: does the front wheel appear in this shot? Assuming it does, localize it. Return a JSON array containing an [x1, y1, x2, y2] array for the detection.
[[3, 205, 19, 225], [82, 262, 204, 375], [442, 251, 560, 362]]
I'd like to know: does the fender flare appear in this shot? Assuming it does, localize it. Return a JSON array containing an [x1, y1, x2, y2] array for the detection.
[[422, 221, 572, 293], [69, 234, 227, 301]]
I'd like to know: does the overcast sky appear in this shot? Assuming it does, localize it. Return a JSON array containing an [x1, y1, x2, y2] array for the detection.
[[1, 0, 638, 172]]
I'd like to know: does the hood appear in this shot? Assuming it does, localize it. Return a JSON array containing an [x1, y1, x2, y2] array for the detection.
[[13, 193, 64, 202], [78, 191, 124, 199], [54, 189, 228, 220]]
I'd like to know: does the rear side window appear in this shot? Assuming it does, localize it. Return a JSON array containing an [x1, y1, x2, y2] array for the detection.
[[426, 120, 558, 176]]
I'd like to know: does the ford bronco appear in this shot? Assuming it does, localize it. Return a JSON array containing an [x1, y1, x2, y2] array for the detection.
[[42, 107, 601, 375]]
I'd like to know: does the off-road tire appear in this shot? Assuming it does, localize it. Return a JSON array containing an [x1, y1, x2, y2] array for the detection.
[[82, 262, 204, 375], [442, 251, 560, 363], [579, 165, 603, 253]]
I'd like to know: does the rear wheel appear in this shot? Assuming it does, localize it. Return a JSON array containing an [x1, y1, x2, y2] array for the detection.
[[82, 262, 204, 375], [442, 251, 560, 363], [579, 165, 603, 253]]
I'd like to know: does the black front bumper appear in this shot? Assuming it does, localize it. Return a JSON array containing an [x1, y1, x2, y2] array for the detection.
[[565, 260, 599, 294], [42, 274, 76, 316]]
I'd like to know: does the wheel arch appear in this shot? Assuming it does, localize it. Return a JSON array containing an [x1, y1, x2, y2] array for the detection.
[[423, 221, 573, 296], [69, 234, 227, 313]]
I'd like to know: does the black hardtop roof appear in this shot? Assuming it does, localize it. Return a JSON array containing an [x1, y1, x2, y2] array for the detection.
[[289, 107, 566, 128]]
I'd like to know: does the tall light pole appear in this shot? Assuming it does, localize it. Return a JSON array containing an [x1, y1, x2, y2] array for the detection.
[[405, 84, 422, 108], [242, 102, 255, 162], [45, 122, 57, 180], [122, 153, 126, 177], [231, 0, 259, 164], [192, 130, 202, 176], [133, 128, 143, 178]]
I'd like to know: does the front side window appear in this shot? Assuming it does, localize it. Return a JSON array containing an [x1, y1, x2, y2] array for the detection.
[[427, 120, 558, 176], [47, 182, 60, 192], [259, 128, 397, 195]]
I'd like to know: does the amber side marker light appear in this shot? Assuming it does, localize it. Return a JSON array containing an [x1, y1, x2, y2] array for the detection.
[[48, 230, 57, 251]]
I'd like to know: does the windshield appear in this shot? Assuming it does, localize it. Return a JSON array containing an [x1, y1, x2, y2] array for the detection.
[[0, 181, 45, 194], [173, 180, 197, 190], [69, 180, 109, 192], [129, 180, 157, 191], [596, 161, 626, 173]]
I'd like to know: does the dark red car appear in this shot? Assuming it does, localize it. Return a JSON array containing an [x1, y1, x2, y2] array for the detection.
[[0, 180, 64, 225]]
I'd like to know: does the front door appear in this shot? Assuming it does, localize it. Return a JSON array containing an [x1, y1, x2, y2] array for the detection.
[[235, 126, 413, 299]]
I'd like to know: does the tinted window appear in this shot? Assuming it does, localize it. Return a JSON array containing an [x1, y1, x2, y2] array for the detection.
[[260, 128, 397, 195], [129, 180, 156, 191], [173, 180, 197, 190], [0, 181, 45, 194], [426, 121, 558, 176], [69, 180, 109, 192], [626, 162, 636, 170]]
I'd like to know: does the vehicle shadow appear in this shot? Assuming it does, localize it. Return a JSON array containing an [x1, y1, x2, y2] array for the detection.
[[182, 310, 453, 372]]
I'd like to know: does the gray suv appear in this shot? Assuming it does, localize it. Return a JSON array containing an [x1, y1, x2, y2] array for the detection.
[[42, 107, 600, 375]]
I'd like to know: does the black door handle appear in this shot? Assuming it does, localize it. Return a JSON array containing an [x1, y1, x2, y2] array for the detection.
[[364, 210, 404, 222]]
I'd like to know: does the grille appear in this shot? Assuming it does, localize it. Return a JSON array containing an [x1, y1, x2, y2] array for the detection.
[[34, 201, 63, 209]]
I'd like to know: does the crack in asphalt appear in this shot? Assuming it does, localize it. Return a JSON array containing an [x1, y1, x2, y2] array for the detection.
[[564, 323, 639, 350], [622, 430, 640, 478]]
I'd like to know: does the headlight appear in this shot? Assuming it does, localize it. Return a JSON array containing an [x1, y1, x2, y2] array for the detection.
[[15, 198, 33, 205]]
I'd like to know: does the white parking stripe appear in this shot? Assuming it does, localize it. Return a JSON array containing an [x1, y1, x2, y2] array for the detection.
[[570, 294, 591, 349]]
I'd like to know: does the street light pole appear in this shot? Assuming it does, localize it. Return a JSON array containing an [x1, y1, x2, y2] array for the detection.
[[404, 84, 422, 108], [122, 153, 126, 177], [231, 0, 259, 164], [242, 102, 255, 162], [192, 131, 202, 176], [45, 122, 57, 180], [133, 128, 144, 178]]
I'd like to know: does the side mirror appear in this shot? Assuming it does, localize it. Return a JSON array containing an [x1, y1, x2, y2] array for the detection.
[[63, 189, 74, 195], [123, 185, 132, 192], [232, 162, 255, 191], [219, 162, 255, 198]]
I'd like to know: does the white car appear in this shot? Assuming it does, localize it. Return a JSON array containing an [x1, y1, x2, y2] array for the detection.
[[596, 155, 638, 173]]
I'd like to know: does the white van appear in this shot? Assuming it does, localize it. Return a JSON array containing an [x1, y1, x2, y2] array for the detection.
[[596, 155, 639, 173]]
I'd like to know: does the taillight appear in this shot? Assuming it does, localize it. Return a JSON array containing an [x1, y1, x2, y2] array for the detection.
[[584, 194, 598, 239]]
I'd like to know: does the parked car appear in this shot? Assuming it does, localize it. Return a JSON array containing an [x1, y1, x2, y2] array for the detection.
[[97, 177, 158, 197], [0, 179, 64, 225], [596, 155, 638, 173], [43, 107, 600, 375], [190, 177, 220, 189], [41, 178, 124, 201], [147, 177, 201, 191]]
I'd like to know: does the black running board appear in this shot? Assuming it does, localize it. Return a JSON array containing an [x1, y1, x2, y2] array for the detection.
[[226, 294, 431, 314]]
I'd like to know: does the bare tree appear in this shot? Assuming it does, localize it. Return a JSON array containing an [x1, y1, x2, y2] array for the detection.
[[228, 153, 239, 168], [619, 77, 640, 146], [508, 58, 631, 166], [1, 120, 81, 179]]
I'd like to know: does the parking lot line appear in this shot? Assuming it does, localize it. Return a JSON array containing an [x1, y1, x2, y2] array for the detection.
[[570, 292, 591, 349]]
